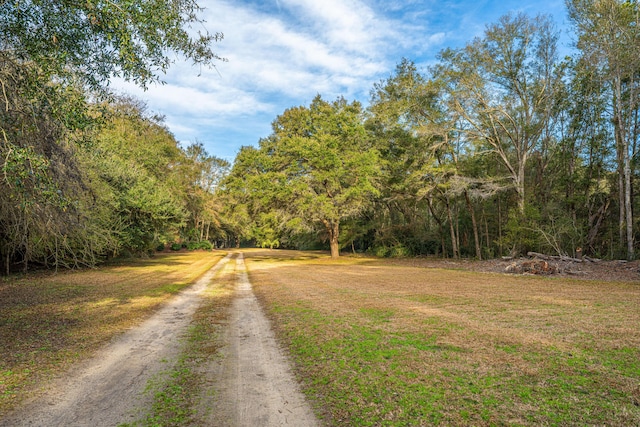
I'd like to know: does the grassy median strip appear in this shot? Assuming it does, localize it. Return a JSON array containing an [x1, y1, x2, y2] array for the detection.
[[134, 255, 236, 427], [0, 251, 225, 415], [246, 249, 640, 426]]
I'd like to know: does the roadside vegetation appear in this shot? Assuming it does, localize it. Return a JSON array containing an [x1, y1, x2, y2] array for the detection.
[[246, 250, 640, 426], [1, 1, 228, 275], [0, 251, 224, 415], [5, 2, 640, 275]]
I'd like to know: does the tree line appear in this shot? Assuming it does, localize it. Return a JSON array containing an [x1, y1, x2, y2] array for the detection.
[[2, 1, 639, 273], [224, 1, 640, 261]]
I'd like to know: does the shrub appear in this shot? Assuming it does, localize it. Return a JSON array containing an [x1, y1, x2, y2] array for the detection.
[[198, 241, 213, 250], [389, 244, 410, 258], [186, 241, 213, 251], [499, 205, 542, 256], [373, 246, 390, 258], [170, 243, 182, 251], [372, 244, 410, 258], [118, 249, 133, 259], [260, 239, 280, 249]]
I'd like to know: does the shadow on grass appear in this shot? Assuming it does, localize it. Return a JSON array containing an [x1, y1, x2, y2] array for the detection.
[[0, 251, 224, 415]]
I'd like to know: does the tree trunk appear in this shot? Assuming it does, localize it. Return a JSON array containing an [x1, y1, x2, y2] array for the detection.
[[614, 98, 625, 256], [497, 196, 504, 257], [516, 161, 527, 216], [445, 197, 458, 259], [329, 236, 339, 258], [455, 203, 461, 256], [483, 206, 490, 256], [464, 190, 482, 260], [426, 196, 446, 257], [618, 153, 625, 251], [624, 150, 634, 260], [587, 198, 610, 254], [614, 73, 634, 260], [330, 222, 340, 259], [323, 219, 340, 259]]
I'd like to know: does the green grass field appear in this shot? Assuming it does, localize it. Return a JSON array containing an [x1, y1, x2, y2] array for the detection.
[[0, 251, 224, 415], [245, 250, 640, 426]]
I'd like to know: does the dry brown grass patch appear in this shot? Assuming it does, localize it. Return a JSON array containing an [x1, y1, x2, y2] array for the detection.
[[246, 249, 640, 426], [0, 251, 225, 415]]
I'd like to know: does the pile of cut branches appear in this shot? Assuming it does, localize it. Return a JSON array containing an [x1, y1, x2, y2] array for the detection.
[[504, 252, 602, 276]]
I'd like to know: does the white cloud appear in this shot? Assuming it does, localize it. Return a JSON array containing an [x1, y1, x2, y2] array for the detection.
[[110, 0, 523, 160], [199, 0, 396, 99], [112, 77, 272, 118], [281, 0, 383, 51]]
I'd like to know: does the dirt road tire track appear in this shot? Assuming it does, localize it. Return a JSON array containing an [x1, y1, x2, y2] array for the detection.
[[0, 254, 233, 427], [205, 252, 319, 427]]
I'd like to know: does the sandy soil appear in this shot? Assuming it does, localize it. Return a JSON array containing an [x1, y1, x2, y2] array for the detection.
[[204, 253, 318, 427], [0, 252, 318, 427]]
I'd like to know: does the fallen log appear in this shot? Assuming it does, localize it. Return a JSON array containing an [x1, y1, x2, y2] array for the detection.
[[527, 251, 555, 260], [527, 252, 584, 263]]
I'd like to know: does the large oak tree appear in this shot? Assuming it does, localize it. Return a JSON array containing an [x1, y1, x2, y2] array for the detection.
[[438, 13, 563, 216], [228, 95, 381, 258]]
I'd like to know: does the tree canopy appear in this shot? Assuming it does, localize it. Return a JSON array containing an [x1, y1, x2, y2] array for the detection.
[[0, 0, 225, 273], [226, 96, 381, 258], [3, 1, 640, 270], [225, 8, 640, 261], [1, 0, 223, 88]]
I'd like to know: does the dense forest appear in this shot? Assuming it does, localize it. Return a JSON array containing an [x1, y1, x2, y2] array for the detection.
[[0, 0, 229, 274], [2, 1, 640, 273], [228, 1, 640, 261]]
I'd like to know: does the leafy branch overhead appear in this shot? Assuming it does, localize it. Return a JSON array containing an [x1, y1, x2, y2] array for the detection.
[[0, 0, 225, 88]]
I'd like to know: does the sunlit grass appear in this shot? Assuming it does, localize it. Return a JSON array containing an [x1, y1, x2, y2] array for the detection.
[[0, 251, 225, 415], [246, 249, 640, 426]]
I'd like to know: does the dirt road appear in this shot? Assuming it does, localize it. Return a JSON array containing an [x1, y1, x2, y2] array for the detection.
[[0, 252, 318, 427], [205, 253, 319, 427]]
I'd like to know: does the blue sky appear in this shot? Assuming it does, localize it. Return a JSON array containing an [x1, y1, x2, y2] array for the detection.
[[113, 0, 569, 162]]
